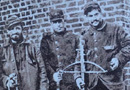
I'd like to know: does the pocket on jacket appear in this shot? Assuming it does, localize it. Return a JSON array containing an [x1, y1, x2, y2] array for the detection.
[[103, 45, 115, 51]]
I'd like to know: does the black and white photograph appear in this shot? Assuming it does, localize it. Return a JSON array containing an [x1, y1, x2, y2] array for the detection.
[[0, 0, 130, 90]]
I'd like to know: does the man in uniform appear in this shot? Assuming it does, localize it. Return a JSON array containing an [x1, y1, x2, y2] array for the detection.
[[75, 1, 130, 90], [0, 15, 49, 90], [40, 9, 79, 90]]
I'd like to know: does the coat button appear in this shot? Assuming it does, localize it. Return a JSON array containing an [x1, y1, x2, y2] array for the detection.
[[94, 40, 97, 42], [94, 54, 98, 58], [57, 55, 60, 58], [56, 47, 59, 51], [94, 47, 98, 51], [55, 41, 58, 44]]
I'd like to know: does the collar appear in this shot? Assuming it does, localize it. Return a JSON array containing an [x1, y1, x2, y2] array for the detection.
[[90, 20, 107, 31], [54, 28, 67, 36], [3, 36, 29, 48]]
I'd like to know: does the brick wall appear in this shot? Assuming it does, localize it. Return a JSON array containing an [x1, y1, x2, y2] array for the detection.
[[0, 0, 130, 89], [123, 0, 130, 89]]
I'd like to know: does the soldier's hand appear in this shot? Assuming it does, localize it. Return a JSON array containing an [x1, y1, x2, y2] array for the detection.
[[53, 70, 63, 82], [6, 73, 17, 88], [110, 58, 119, 71], [76, 78, 85, 89], [6, 78, 15, 88]]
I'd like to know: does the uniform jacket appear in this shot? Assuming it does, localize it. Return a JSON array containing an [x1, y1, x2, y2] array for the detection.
[[40, 31, 79, 89], [82, 20, 130, 90], [0, 39, 49, 90]]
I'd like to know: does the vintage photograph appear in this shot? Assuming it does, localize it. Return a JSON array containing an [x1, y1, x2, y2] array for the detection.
[[0, 0, 130, 90]]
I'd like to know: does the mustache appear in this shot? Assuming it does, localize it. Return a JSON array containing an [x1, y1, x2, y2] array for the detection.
[[12, 33, 20, 35], [92, 20, 99, 23]]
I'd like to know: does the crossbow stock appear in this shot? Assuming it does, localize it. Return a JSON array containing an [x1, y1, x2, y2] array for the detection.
[[54, 35, 107, 90], [54, 60, 108, 90]]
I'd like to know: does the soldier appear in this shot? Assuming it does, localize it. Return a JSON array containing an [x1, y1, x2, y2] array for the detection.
[[0, 15, 49, 90], [75, 1, 130, 90], [40, 9, 79, 90]]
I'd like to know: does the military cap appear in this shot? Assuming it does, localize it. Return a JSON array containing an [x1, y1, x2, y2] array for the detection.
[[6, 15, 23, 29], [49, 9, 64, 22], [84, 1, 101, 15]]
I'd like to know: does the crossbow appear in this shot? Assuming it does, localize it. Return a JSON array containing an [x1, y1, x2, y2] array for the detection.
[[54, 35, 108, 90], [54, 60, 108, 90]]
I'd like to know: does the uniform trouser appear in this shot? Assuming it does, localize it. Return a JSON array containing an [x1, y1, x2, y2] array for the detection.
[[90, 79, 124, 90], [90, 79, 109, 90], [49, 81, 78, 90], [0, 86, 3, 90]]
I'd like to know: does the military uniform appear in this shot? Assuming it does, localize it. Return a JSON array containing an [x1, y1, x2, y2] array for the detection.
[[1, 40, 49, 90], [40, 31, 79, 90], [82, 20, 130, 90], [0, 15, 49, 90], [40, 9, 79, 90]]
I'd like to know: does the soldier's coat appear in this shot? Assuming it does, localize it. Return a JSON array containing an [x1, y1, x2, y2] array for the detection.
[[40, 31, 79, 90], [0, 39, 48, 90], [82, 20, 130, 90]]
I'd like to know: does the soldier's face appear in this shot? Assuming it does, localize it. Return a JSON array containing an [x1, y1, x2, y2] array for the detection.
[[8, 24, 23, 42], [52, 19, 65, 33], [87, 9, 102, 27]]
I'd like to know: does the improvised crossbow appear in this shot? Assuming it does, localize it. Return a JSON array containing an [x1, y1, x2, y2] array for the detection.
[[54, 35, 107, 90]]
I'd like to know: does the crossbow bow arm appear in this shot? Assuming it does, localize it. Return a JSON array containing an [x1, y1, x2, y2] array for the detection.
[[54, 60, 108, 90], [62, 61, 108, 74]]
